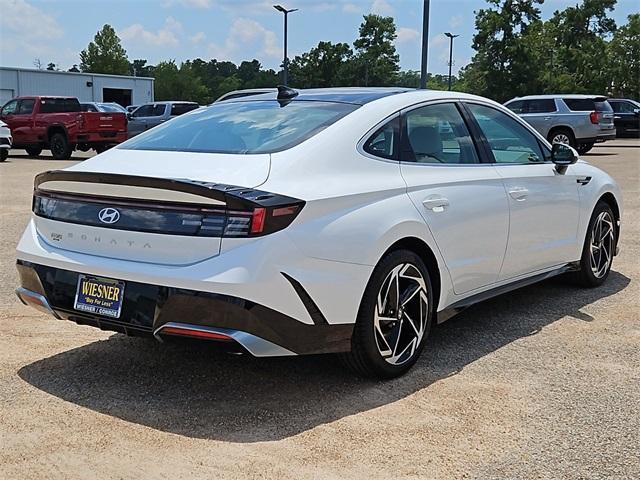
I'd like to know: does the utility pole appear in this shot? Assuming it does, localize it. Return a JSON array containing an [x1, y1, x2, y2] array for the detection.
[[445, 32, 459, 91], [274, 4, 298, 85], [420, 0, 430, 89]]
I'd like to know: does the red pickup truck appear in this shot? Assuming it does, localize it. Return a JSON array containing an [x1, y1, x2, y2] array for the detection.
[[0, 96, 127, 159]]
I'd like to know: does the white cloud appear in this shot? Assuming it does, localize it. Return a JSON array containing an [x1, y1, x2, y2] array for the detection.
[[120, 16, 182, 48], [342, 3, 360, 13], [0, 0, 65, 61], [163, 0, 214, 8], [190, 32, 206, 44], [396, 27, 419, 44], [449, 15, 463, 29], [371, 0, 393, 16], [310, 2, 337, 12], [208, 17, 280, 61]]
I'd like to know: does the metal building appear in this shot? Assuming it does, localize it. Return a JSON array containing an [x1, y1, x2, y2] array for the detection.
[[0, 67, 154, 107]]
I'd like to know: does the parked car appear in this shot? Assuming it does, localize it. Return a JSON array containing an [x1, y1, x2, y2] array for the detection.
[[0, 120, 11, 162], [126, 105, 139, 113], [16, 87, 621, 379], [0, 96, 128, 159], [80, 102, 127, 113], [127, 101, 199, 138], [215, 88, 277, 102], [504, 94, 616, 154], [608, 98, 640, 137]]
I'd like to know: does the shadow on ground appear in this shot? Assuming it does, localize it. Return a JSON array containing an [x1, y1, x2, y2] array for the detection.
[[19, 271, 630, 443]]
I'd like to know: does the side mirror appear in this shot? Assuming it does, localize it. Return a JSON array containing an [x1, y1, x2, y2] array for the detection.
[[551, 142, 579, 173], [126, 112, 132, 120], [634, 108, 640, 116]]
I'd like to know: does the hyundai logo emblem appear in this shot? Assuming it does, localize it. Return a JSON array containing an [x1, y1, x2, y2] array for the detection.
[[98, 207, 121, 224]]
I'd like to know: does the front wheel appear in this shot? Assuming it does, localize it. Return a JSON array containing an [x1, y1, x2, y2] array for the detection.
[[49, 133, 72, 160], [548, 128, 576, 149], [0, 149, 7, 162], [572, 202, 617, 287], [340, 250, 434, 379], [25, 146, 42, 157]]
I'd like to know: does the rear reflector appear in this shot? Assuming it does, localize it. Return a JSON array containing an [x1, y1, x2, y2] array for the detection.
[[160, 326, 233, 341]]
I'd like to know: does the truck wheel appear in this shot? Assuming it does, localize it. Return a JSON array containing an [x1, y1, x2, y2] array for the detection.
[[25, 146, 42, 157], [548, 128, 576, 149], [577, 143, 594, 155], [0, 149, 7, 162], [94, 145, 109, 154], [50, 133, 72, 160]]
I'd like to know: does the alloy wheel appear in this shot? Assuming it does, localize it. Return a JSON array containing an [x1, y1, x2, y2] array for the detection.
[[374, 263, 428, 366], [552, 133, 571, 145], [51, 137, 64, 157], [590, 211, 615, 278]]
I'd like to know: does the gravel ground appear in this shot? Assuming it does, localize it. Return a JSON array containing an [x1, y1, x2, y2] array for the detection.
[[0, 142, 638, 479]]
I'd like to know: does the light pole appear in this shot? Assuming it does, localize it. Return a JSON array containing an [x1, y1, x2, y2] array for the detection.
[[420, 0, 430, 89], [274, 4, 298, 85], [444, 32, 459, 91]]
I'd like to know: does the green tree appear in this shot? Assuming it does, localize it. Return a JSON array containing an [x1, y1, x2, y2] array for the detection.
[[46, 62, 57, 71], [461, 0, 543, 101], [608, 13, 640, 98], [129, 59, 154, 77], [80, 24, 130, 75], [289, 41, 353, 88], [350, 14, 400, 86], [153, 61, 210, 104]]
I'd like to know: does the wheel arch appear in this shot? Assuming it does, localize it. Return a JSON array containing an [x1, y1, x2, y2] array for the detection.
[[380, 236, 442, 312], [547, 124, 575, 140], [598, 191, 621, 242], [46, 124, 68, 142]]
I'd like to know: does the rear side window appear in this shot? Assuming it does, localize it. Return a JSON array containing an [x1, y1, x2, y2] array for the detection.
[[17, 99, 35, 114], [122, 100, 359, 154], [40, 98, 80, 113], [525, 99, 556, 113], [563, 98, 611, 112], [401, 103, 479, 164], [363, 116, 400, 160], [170, 103, 199, 116]]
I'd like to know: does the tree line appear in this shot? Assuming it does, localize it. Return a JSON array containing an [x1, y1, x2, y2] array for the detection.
[[41, 0, 638, 104]]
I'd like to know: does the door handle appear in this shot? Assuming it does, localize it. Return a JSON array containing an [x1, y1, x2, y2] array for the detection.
[[508, 187, 529, 201], [543, 116, 552, 120], [422, 196, 450, 212]]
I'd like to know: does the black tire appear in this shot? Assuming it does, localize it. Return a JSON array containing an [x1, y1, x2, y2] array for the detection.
[[571, 201, 616, 288], [548, 128, 576, 149], [94, 145, 109, 154], [25, 146, 42, 157], [340, 249, 434, 379], [0, 149, 7, 162], [49, 133, 72, 160], [577, 142, 594, 155]]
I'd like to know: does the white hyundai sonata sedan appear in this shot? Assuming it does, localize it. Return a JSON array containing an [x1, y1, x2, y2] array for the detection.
[[15, 87, 622, 378]]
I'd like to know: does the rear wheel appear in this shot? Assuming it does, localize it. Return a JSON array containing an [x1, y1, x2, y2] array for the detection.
[[548, 128, 576, 149], [340, 249, 434, 379], [0, 149, 7, 162], [577, 142, 594, 155], [572, 201, 616, 287], [50, 133, 72, 160], [25, 146, 42, 157]]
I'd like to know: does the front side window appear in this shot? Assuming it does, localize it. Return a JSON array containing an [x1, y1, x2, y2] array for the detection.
[[466, 103, 545, 164], [1, 100, 18, 115], [17, 99, 35, 114], [611, 101, 637, 113], [363, 116, 399, 160], [401, 103, 479, 164], [122, 100, 359, 154], [132, 105, 154, 117]]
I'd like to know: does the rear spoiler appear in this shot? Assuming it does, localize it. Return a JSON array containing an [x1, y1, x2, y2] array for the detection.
[[34, 170, 303, 211]]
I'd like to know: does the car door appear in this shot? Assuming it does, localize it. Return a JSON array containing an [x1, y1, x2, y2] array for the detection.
[[519, 99, 557, 138], [127, 104, 154, 137], [10, 99, 36, 144], [464, 102, 580, 280], [611, 100, 640, 136], [399, 101, 510, 295], [145, 104, 169, 130]]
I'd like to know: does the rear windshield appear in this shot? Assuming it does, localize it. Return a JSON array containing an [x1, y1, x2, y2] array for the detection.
[[564, 98, 612, 112], [98, 103, 125, 113], [40, 98, 80, 113], [121, 100, 359, 154]]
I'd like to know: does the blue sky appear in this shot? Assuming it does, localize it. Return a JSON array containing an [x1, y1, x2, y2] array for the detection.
[[0, 0, 637, 76]]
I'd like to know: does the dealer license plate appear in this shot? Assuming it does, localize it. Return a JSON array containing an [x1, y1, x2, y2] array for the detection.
[[74, 275, 125, 319]]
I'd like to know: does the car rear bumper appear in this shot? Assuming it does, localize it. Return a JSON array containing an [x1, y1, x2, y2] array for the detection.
[[76, 131, 127, 144], [578, 133, 617, 144], [16, 260, 354, 356]]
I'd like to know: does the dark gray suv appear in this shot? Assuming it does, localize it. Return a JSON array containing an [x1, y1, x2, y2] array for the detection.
[[505, 95, 616, 154]]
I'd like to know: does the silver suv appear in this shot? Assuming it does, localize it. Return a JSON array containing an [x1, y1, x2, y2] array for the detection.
[[504, 95, 616, 154], [127, 101, 199, 138]]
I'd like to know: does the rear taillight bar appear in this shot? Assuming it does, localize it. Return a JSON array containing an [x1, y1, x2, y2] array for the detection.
[[590, 111, 600, 124]]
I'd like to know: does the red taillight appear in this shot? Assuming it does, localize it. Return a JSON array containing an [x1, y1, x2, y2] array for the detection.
[[590, 111, 600, 124], [250, 207, 266, 234], [161, 326, 233, 341]]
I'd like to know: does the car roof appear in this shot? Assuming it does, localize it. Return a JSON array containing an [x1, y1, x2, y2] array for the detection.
[[141, 101, 198, 105], [225, 87, 415, 105], [507, 94, 608, 102]]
